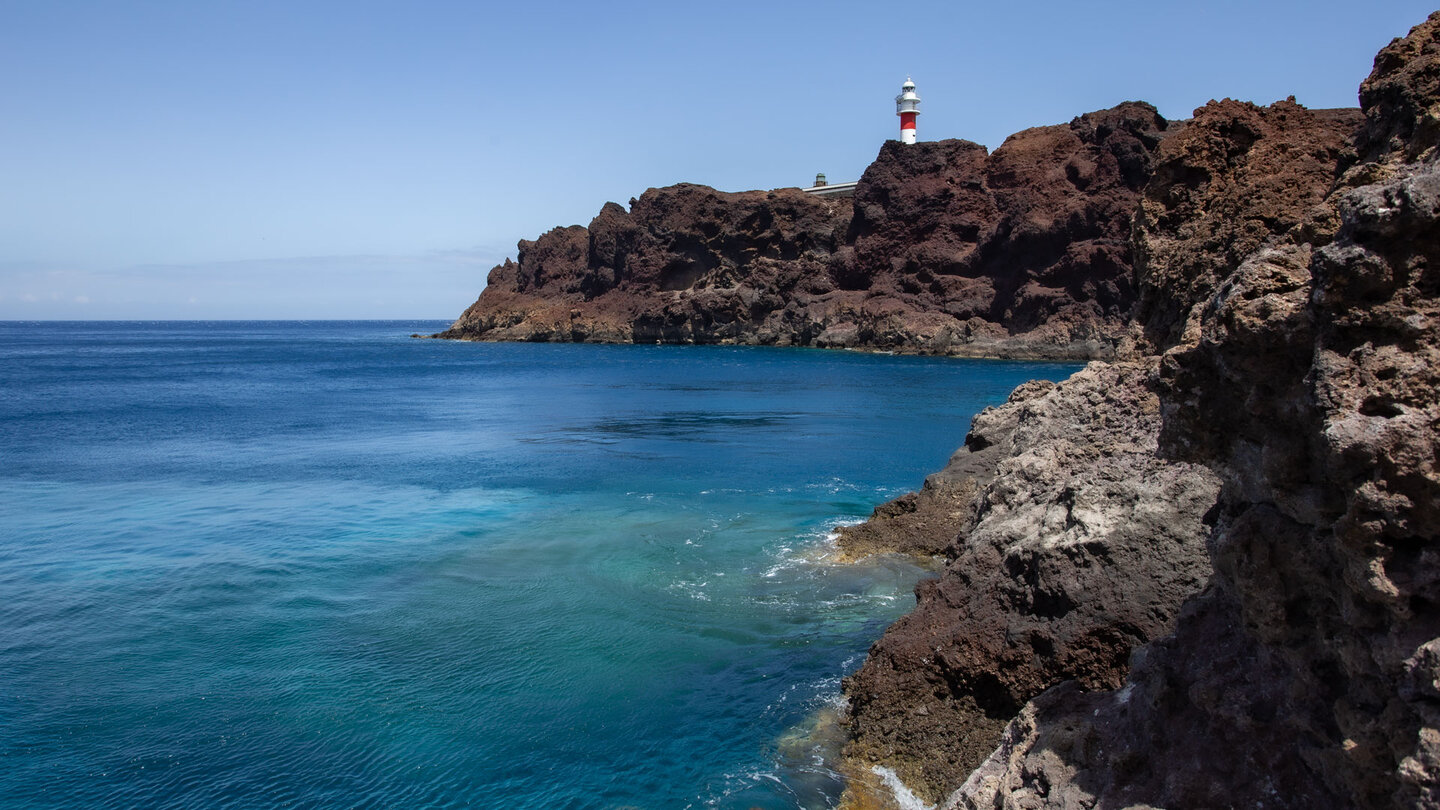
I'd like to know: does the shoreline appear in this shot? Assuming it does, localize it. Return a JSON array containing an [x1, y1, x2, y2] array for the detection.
[[424, 331, 1119, 364], [430, 12, 1440, 805]]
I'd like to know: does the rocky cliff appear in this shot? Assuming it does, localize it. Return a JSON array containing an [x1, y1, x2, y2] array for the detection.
[[840, 361, 1221, 804], [435, 12, 1439, 807], [437, 104, 1171, 360], [839, 12, 1439, 810]]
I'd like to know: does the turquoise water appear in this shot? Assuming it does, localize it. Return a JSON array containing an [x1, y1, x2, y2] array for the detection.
[[0, 322, 1077, 809]]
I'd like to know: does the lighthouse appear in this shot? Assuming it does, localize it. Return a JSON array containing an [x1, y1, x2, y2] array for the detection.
[[895, 78, 920, 144]]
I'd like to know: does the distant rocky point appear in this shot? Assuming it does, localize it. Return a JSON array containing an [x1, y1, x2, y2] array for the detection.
[[437, 103, 1180, 360]]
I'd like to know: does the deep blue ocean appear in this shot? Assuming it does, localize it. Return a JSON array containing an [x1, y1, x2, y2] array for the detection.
[[0, 321, 1077, 809]]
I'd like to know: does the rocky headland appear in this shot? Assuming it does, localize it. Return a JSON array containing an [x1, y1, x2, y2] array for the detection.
[[440, 11, 1440, 809], [437, 103, 1173, 360]]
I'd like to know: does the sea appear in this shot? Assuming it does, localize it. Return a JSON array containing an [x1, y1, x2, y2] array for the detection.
[[0, 321, 1078, 809]]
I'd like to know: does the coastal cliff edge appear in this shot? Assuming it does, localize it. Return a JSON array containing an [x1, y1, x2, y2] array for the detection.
[[438, 11, 1440, 808]]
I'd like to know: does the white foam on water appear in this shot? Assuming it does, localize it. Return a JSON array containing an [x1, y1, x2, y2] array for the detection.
[[701, 766, 787, 807], [761, 517, 869, 578], [667, 578, 711, 601], [823, 515, 867, 543], [872, 765, 937, 810], [802, 477, 875, 496]]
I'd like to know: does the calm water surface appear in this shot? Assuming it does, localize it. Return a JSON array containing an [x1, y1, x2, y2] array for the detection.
[[0, 321, 1078, 809]]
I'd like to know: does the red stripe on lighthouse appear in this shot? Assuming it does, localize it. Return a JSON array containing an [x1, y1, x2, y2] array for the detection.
[[900, 111, 917, 130]]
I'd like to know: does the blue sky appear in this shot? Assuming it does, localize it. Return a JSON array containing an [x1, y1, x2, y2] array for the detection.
[[2, 0, 1435, 319]]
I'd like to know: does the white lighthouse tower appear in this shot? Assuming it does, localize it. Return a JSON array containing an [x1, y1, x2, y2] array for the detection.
[[895, 78, 920, 144]]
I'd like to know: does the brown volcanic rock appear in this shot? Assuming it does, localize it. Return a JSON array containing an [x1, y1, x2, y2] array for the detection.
[[1356, 10, 1440, 170], [1133, 97, 1362, 349], [440, 103, 1173, 359], [839, 88, 1371, 810], [983, 105, 1158, 331], [834, 379, 1062, 560], [841, 138, 995, 295], [946, 12, 1440, 810], [841, 360, 1220, 805], [830, 478, 980, 563], [953, 175, 1440, 808], [441, 184, 850, 344], [847, 104, 1164, 333]]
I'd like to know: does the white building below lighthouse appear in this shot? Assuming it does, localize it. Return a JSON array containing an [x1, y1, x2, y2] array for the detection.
[[801, 78, 923, 196], [896, 78, 920, 144]]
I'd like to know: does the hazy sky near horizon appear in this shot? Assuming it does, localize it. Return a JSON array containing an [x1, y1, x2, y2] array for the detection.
[[3, 0, 1436, 319]]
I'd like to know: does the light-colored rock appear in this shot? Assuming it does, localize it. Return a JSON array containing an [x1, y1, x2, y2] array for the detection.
[[841, 360, 1220, 804]]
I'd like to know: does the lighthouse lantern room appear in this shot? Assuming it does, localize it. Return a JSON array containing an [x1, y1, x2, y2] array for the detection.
[[895, 78, 920, 144]]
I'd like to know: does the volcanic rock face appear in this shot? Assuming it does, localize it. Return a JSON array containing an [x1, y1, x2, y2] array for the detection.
[[831, 380, 1065, 561], [835, 93, 1364, 810], [439, 104, 1172, 360], [937, 11, 1440, 810], [843, 105, 1164, 347], [1133, 98, 1362, 349], [839, 361, 1220, 805], [444, 184, 851, 345]]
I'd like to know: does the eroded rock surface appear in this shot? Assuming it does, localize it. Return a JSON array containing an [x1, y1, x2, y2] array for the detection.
[[830, 23, 1403, 810], [1133, 98, 1362, 349], [439, 184, 852, 346], [833, 380, 1060, 561], [840, 361, 1220, 806], [942, 11, 1440, 810], [835, 92, 1363, 807]]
